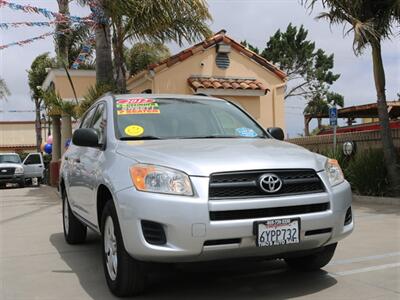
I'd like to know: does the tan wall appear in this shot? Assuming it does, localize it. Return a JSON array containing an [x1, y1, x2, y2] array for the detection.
[[54, 75, 96, 99], [0, 123, 36, 152], [288, 128, 400, 153], [128, 46, 286, 130]]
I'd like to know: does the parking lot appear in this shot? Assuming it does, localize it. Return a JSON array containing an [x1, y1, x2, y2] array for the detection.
[[0, 186, 399, 300]]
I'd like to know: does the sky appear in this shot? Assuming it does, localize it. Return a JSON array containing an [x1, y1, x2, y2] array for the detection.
[[0, 0, 399, 137]]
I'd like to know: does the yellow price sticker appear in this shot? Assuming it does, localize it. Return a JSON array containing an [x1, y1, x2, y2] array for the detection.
[[124, 125, 144, 137]]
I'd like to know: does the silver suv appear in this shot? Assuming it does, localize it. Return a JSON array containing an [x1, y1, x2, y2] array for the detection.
[[60, 94, 353, 297]]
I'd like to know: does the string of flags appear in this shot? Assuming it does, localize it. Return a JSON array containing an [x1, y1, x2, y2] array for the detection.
[[0, 0, 107, 69], [0, 20, 95, 29], [0, 28, 74, 50], [0, 0, 89, 23], [71, 34, 96, 69]]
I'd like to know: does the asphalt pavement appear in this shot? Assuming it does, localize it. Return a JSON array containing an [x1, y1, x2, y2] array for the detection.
[[0, 186, 399, 300]]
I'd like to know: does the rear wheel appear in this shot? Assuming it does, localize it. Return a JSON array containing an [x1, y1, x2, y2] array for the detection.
[[101, 201, 146, 297], [62, 191, 87, 244], [285, 243, 337, 271], [18, 180, 25, 188]]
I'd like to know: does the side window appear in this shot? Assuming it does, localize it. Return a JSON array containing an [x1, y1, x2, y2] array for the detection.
[[91, 103, 107, 144], [24, 154, 41, 165], [80, 106, 97, 129]]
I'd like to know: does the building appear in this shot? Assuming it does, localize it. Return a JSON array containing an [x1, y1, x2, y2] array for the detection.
[[41, 69, 96, 101], [0, 121, 36, 153], [127, 30, 287, 130]]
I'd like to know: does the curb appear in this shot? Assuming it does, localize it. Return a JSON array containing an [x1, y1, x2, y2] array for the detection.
[[353, 194, 400, 206]]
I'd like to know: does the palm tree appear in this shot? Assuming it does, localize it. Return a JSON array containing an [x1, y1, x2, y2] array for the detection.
[[0, 77, 10, 99], [78, 0, 211, 91], [305, 0, 400, 195]]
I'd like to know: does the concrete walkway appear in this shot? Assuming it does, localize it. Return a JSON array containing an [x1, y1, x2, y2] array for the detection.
[[0, 186, 399, 299]]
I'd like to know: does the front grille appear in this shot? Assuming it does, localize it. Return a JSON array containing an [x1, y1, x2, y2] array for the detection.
[[209, 203, 329, 221], [209, 169, 325, 199], [0, 167, 15, 176], [141, 220, 166, 245]]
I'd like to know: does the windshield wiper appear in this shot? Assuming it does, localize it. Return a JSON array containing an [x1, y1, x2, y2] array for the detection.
[[120, 136, 162, 140], [179, 135, 264, 139]]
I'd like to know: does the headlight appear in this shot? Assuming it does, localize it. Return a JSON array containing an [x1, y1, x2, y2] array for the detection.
[[325, 159, 344, 186], [129, 164, 193, 196], [14, 166, 24, 174]]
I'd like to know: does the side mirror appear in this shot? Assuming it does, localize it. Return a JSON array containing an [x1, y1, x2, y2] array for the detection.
[[72, 128, 99, 148], [267, 127, 285, 141]]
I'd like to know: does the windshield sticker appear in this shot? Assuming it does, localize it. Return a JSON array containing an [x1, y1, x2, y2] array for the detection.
[[116, 98, 160, 115], [235, 127, 258, 137], [124, 125, 144, 137]]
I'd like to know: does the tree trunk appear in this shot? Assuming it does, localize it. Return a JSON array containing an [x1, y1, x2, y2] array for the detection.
[[96, 23, 114, 85], [371, 41, 400, 196], [61, 114, 72, 156], [56, 0, 70, 65], [317, 118, 322, 129], [34, 99, 42, 152], [113, 17, 126, 93]]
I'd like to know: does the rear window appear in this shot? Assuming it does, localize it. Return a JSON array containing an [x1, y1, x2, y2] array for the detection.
[[114, 97, 267, 140]]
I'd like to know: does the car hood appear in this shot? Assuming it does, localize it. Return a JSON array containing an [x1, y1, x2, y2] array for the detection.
[[0, 163, 22, 168], [116, 138, 326, 176]]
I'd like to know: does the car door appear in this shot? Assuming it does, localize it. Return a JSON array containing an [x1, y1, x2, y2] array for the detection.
[[23, 153, 44, 179], [74, 103, 107, 226], [67, 105, 98, 220]]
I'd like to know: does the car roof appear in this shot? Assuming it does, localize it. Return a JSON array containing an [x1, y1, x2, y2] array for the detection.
[[0, 153, 19, 156]]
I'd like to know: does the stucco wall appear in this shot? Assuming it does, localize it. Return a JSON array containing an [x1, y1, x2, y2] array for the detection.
[[0, 122, 36, 152], [54, 75, 96, 99]]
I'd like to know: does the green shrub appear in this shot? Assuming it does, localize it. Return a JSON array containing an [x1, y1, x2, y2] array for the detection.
[[346, 149, 388, 196]]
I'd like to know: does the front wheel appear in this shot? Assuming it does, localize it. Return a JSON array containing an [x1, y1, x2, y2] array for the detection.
[[62, 191, 87, 244], [101, 201, 146, 297], [285, 243, 337, 271]]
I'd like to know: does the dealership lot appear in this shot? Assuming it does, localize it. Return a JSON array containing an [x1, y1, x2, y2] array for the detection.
[[0, 186, 399, 300]]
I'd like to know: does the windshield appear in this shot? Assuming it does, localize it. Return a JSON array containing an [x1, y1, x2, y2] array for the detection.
[[114, 97, 267, 140], [0, 154, 21, 164]]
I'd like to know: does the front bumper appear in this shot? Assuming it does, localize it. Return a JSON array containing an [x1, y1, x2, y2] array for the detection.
[[0, 174, 25, 184], [115, 175, 353, 263]]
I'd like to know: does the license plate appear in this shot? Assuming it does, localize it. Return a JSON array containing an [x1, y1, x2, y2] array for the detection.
[[255, 218, 300, 247]]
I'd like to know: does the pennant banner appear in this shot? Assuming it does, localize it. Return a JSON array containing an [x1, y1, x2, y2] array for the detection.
[[0, 19, 95, 29], [71, 34, 96, 69], [0, 28, 73, 50], [0, 0, 88, 23]]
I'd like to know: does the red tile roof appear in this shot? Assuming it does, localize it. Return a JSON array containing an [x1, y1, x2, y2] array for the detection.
[[188, 76, 269, 94], [140, 30, 286, 80]]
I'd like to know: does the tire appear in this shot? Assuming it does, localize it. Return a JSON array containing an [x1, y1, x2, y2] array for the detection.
[[285, 243, 337, 271], [62, 190, 87, 244], [19, 180, 25, 188], [0, 183, 5, 188], [101, 201, 146, 297]]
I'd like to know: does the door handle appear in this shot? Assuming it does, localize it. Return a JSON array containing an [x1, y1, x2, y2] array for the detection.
[[75, 158, 81, 163], [64, 156, 69, 160]]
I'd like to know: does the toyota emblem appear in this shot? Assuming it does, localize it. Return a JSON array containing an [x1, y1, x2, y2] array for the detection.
[[259, 173, 282, 193]]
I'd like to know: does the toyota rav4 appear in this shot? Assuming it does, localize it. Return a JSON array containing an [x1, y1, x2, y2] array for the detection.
[[60, 94, 353, 297]]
